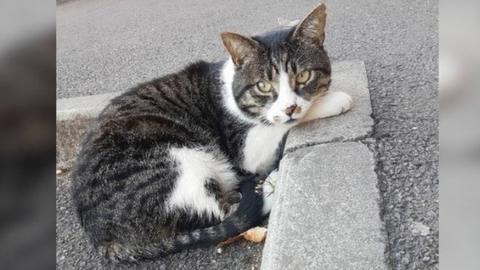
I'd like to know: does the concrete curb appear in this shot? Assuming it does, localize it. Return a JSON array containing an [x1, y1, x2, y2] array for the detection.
[[261, 143, 385, 270], [260, 61, 386, 270]]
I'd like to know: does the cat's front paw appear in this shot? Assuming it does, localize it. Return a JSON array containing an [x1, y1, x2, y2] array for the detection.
[[305, 91, 353, 121], [329, 91, 353, 114]]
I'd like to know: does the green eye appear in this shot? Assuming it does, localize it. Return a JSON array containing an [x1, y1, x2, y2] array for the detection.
[[256, 81, 272, 93], [296, 70, 311, 84]]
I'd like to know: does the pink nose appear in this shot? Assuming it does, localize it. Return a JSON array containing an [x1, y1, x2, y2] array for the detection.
[[285, 104, 298, 117]]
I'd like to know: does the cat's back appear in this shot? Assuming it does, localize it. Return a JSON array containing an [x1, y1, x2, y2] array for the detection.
[[87, 61, 221, 142], [106, 61, 216, 123]]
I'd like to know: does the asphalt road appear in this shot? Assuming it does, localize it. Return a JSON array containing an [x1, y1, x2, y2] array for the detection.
[[57, 0, 438, 269]]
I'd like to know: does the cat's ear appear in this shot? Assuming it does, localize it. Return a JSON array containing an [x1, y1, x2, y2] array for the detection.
[[291, 3, 327, 46], [221, 32, 261, 67]]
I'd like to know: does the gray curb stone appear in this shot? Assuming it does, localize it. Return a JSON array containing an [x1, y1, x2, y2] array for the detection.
[[56, 92, 119, 121], [261, 143, 386, 270]]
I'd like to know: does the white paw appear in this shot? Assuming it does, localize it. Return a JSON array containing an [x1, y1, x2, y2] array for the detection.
[[302, 91, 354, 122], [330, 91, 353, 114], [261, 170, 278, 215]]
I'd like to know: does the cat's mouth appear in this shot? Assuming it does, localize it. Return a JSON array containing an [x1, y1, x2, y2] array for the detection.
[[269, 112, 304, 125]]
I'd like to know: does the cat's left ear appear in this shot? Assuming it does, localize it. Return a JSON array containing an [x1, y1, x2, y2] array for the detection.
[[221, 32, 262, 67], [291, 3, 327, 46]]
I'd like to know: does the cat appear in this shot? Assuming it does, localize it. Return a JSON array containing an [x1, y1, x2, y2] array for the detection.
[[71, 3, 352, 263]]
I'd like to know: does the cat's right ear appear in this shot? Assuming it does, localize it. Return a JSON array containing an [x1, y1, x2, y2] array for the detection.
[[221, 32, 261, 67], [291, 3, 327, 46]]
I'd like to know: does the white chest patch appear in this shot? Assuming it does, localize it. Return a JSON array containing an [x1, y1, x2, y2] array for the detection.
[[242, 124, 291, 174], [168, 147, 237, 219]]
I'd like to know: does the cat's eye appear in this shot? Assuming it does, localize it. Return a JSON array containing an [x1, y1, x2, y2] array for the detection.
[[256, 81, 272, 93], [296, 70, 311, 84]]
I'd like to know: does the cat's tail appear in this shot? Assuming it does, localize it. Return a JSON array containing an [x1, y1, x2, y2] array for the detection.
[[102, 177, 265, 262]]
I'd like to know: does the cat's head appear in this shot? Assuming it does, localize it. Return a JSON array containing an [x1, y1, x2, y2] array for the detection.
[[221, 4, 331, 125]]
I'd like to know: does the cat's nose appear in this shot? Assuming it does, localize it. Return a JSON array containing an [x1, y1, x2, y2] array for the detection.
[[285, 104, 298, 117]]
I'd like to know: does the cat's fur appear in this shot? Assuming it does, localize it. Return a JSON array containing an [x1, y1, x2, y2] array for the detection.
[[72, 4, 351, 262]]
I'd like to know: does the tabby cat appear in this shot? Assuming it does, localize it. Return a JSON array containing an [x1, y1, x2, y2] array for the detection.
[[72, 4, 352, 262]]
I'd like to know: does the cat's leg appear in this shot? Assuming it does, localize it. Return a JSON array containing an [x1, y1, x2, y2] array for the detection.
[[261, 169, 279, 215], [219, 190, 242, 214], [227, 172, 276, 216], [301, 91, 353, 122]]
